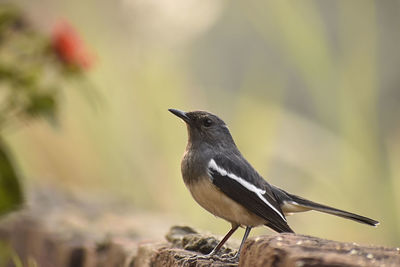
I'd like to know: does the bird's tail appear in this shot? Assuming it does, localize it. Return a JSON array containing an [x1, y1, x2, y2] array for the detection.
[[284, 192, 379, 226]]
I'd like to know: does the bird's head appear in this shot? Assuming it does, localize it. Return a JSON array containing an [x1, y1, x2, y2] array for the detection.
[[169, 109, 235, 148]]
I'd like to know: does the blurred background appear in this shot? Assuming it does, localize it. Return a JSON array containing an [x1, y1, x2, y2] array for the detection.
[[1, 0, 400, 248]]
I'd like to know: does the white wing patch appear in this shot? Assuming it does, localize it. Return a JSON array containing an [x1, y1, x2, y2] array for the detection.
[[208, 159, 286, 222]]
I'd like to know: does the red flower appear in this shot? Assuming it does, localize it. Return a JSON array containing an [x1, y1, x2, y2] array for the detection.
[[52, 21, 94, 69]]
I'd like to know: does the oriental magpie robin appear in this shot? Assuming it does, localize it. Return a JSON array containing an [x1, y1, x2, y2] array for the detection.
[[168, 109, 379, 260]]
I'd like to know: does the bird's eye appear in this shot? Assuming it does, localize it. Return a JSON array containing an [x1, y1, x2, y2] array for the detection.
[[203, 118, 213, 127]]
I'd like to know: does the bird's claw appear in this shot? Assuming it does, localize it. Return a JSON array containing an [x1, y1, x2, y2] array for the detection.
[[181, 252, 239, 265], [183, 253, 215, 263], [219, 251, 240, 263]]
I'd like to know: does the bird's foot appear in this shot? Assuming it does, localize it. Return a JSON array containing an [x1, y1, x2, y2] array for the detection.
[[220, 251, 240, 262], [182, 251, 239, 265], [183, 253, 216, 263]]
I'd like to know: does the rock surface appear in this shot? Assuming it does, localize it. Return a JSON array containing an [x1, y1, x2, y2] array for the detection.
[[135, 226, 400, 267], [0, 188, 399, 266], [1, 213, 400, 267], [239, 233, 400, 267]]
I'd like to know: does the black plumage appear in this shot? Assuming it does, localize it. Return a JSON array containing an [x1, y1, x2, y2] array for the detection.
[[209, 155, 294, 233]]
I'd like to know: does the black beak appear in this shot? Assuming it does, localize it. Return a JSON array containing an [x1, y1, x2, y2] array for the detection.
[[168, 109, 191, 123]]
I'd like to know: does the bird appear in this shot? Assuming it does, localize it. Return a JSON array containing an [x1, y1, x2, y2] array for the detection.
[[168, 108, 379, 261]]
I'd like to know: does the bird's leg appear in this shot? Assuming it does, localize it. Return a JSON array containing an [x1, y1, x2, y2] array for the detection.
[[184, 224, 239, 263], [225, 226, 252, 261], [207, 224, 239, 257]]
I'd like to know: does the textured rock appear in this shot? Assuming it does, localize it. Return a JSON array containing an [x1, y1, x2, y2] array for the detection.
[[0, 213, 137, 267], [135, 241, 170, 267], [152, 225, 237, 266], [239, 233, 400, 267], [150, 247, 237, 267], [1, 214, 400, 267], [1, 187, 399, 267], [165, 225, 234, 255]]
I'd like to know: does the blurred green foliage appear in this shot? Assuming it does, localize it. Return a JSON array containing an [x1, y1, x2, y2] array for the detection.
[[0, 5, 57, 127], [0, 140, 22, 215], [0, 3, 92, 216], [0, 241, 24, 267]]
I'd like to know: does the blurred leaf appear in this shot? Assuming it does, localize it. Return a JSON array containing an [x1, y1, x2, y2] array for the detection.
[[0, 241, 10, 267], [0, 4, 22, 34], [0, 241, 23, 267], [24, 92, 58, 123], [0, 139, 23, 216]]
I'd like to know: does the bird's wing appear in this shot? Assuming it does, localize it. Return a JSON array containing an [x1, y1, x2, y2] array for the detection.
[[208, 154, 293, 233]]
